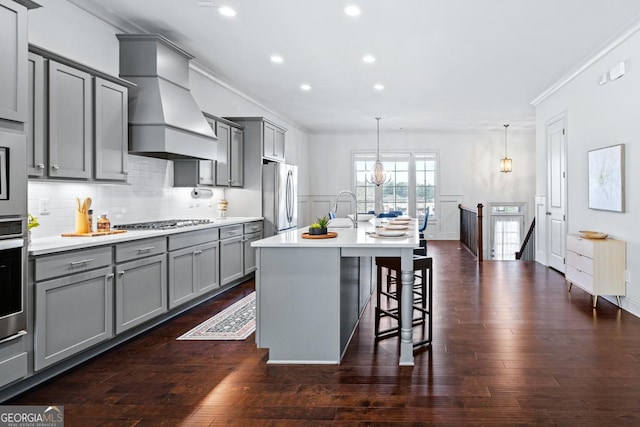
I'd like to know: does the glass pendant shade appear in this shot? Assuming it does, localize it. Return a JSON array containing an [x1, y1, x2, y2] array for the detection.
[[366, 117, 390, 186], [500, 124, 512, 173]]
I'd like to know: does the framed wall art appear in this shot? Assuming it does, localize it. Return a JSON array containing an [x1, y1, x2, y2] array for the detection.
[[588, 144, 625, 212]]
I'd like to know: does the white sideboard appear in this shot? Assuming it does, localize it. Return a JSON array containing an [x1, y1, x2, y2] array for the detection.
[[565, 234, 626, 308]]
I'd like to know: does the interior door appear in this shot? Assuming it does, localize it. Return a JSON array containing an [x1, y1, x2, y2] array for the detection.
[[546, 115, 567, 272]]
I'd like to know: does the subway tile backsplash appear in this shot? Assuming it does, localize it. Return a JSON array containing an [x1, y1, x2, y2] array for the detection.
[[28, 155, 225, 238]]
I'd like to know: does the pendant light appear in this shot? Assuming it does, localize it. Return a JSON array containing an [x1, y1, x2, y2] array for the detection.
[[367, 117, 391, 186], [500, 124, 512, 173]]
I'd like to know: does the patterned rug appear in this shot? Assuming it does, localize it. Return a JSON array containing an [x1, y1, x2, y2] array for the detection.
[[177, 292, 256, 340]]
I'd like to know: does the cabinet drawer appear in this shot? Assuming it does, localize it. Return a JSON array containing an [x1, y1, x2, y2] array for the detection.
[[566, 249, 594, 276], [566, 235, 594, 258], [220, 225, 243, 239], [0, 352, 28, 388], [35, 246, 112, 282], [566, 265, 594, 294], [168, 228, 218, 251], [115, 237, 167, 263], [244, 221, 263, 234]]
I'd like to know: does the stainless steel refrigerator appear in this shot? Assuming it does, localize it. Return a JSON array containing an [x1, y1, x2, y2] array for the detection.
[[262, 162, 298, 236]]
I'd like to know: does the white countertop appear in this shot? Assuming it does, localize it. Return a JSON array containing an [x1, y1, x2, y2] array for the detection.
[[29, 217, 263, 256], [252, 219, 419, 249]]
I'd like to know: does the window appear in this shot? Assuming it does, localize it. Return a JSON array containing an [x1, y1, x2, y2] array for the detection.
[[353, 152, 438, 219]]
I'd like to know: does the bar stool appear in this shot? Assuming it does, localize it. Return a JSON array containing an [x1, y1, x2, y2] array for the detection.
[[375, 255, 433, 347]]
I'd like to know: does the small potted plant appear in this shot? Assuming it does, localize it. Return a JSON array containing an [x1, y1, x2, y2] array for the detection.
[[28, 213, 40, 244], [308, 215, 330, 235]]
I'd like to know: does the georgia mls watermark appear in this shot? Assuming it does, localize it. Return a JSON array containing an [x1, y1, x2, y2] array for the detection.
[[0, 406, 64, 427]]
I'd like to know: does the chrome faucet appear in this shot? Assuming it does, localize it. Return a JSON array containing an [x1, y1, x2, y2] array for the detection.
[[333, 190, 358, 228]]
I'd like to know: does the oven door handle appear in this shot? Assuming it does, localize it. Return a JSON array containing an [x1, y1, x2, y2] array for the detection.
[[0, 330, 27, 345], [0, 239, 24, 250]]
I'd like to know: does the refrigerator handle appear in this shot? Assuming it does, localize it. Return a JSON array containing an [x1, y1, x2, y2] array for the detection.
[[286, 170, 293, 222]]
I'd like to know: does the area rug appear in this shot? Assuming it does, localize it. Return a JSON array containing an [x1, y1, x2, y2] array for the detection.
[[177, 292, 256, 340]]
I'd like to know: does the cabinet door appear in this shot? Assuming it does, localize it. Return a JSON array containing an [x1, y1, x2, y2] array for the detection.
[[199, 118, 217, 185], [0, 0, 28, 123], [34, 266, 114, 371], [0, 331, 28, 389], [95, 77, 128, 180], [27, 52, 45, 177], [263, 122, 276, 160], [215, 121, 231, 186], [274, 127, 285, 160], [168, 247, 197, 309], [48, 60, 92, 179], [196, 241, 219, 294], [220, 236, 244, 286], [230, 126, 243, 187], [243, 232, 261, 275], [115, 254, 167, 334]]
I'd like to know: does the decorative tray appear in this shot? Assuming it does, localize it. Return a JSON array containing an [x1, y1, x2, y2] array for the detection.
[[62, 230, 127, 237], [578, 230, 608, 239], [301, 232, 338, 239]]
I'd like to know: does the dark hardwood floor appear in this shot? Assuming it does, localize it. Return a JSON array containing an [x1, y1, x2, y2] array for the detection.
[[10, 241, 640, 426]]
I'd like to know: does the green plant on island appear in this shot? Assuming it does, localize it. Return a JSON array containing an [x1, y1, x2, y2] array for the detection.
[[309, 215, 329, 229]]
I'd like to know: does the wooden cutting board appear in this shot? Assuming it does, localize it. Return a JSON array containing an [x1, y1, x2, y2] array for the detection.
[[61, 230, 127, 237], [301, 232, 338, 239]]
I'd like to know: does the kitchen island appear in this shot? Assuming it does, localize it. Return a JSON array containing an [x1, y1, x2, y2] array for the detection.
[[252, 221, 419, 366]]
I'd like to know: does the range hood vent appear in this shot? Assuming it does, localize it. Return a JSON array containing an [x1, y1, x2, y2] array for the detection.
[[117, 34, 216, 160]]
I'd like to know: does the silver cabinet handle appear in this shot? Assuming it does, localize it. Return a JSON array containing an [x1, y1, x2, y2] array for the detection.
[[137, 246, 154, 252], [70, 258, 93, 266], [51, 165, 60, 170], [107, 273, 114, 279], [37, 163, 45, 169], [123, 170, 129, 175], [0, 330, 27, 344], [118, 271, 125, 277], [194, 250, 203, 255]]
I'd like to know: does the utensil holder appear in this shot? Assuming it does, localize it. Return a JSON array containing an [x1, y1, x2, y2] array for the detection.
[[75, 211, 89, 234]]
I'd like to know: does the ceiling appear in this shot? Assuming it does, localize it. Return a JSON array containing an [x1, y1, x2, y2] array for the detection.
[[73, 0, 640, 133]]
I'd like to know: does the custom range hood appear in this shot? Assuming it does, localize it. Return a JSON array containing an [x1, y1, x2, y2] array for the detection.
[[117, 34, 216, 160]]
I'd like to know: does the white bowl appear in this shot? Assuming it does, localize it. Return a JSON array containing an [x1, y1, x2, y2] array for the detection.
[[348, 213, 375, 222]]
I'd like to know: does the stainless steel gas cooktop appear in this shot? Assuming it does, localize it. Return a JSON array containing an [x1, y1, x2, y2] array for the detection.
[[113, 219, 214, 230]]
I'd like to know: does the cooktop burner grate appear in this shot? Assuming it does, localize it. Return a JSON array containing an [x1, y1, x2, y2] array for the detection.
[[113, 219, 214, 230]]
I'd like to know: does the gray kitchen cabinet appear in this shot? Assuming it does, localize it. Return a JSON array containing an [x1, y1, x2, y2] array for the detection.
[[224, 117, 286, 164], [48, 59, 92, 179], [94, 77, 128, 181], [34, 266, 114, 371], [168, 228, 220, 308], [0, 331, 28, 389], [220, 225, 244, 285], [0, 0, 35, 123], [243, 221, 263, 276], [115, 253, 167, 334], [26, 52, 45, 177], [173, 158, 216, 187], [263, 121, 285, 162], [214, 116, 244, 187]]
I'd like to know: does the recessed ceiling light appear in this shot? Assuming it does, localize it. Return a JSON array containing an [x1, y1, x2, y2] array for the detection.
[[362, 55, 376, 64], [374, 83, 385, 91], [270, 55, 283, 64], [300, 84, 311, 91], [219, 6, 236, 17], [344, 5, 361, 16]]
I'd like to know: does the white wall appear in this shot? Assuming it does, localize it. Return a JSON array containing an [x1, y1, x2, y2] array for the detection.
[[534, 25, 640, 315], [306, 129, 536, 251], [26, 0, 309, 235]]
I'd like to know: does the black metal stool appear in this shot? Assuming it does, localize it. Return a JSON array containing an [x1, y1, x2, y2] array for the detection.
[[375, 256, 433, 348]]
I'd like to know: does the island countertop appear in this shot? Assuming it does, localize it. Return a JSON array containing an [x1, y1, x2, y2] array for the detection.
[[252, 220, 419, 248]]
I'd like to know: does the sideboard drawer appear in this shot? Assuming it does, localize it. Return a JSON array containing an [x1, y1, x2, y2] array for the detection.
[[566, 250, 594, 276], [566, 265, 594, 294], [566, 235, 594, 258]]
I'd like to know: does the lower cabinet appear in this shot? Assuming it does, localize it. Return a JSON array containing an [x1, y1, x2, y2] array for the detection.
[[115, 254, 167, 334], [220, 225, 244, 286], [168, 241, 219, 309], [34, 266, 114, 371], [243, 231, 262, 275], [0, 333, 28, 389]]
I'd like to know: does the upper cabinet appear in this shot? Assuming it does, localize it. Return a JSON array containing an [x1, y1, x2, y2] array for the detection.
[[225, 117, 286, 163], [27, 46, 133, 181], [0, 0, 39, 123], [173, 114, 244, 188]]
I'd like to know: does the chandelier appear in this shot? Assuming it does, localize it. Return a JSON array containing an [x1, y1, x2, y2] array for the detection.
[[367, 117, 391, 186], [500, 124, 512, 173]]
